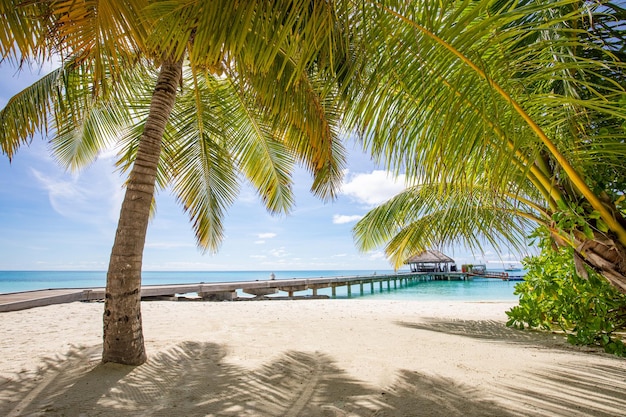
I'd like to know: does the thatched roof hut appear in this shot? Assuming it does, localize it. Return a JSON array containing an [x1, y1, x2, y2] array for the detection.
[[405, 250, 456, 272]]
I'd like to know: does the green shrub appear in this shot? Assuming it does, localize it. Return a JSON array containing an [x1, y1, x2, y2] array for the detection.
[[506, 233, 626, 355]]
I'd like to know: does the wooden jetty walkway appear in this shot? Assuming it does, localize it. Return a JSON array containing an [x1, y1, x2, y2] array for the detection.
[[0, 271, 520, 312]]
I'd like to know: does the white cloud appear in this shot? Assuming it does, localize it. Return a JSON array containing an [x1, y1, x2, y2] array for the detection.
[[332, 214, 363, 224], [254, 240, 266, 244], [341, 170, 407, 206], [258, 232, 277, 239]]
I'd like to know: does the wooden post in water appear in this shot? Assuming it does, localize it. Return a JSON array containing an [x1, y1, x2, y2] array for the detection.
[[370, 281, 374, 293], [332, 285, 336, 298], [347, 284, 352, 297]]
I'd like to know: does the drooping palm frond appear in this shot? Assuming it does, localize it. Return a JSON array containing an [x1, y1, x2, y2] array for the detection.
[[0, 0, 50, 62], [146, 0, 351, 201], [349, 0, 534, 183], [348, 0, 626, 259], [165, 91, 241, 252], [0, 66, 62, 159], [49, 61, 147, 170], [354, 180, 543, 268], [233, 50, 347, 201], [47, 0, 150, 96], [113, 63, 339, 251], [0, 54, 148, 169], [166, 70, 293, 251], [145, 0, 349, 82]]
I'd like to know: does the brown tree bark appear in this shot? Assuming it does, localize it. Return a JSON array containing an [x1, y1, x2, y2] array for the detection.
[[575, 235, 626, 294], [102, 59, 182, 365]]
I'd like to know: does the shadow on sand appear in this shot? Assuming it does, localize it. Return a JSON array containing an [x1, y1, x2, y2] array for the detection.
[[0, 340, 515, 417], [1, 319, 625, 416], [397, 318, 626, 416]]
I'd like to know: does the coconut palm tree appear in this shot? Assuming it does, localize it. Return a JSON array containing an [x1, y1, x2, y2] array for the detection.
[[1, 0, 355, 364], [348, 0, 626, 291]]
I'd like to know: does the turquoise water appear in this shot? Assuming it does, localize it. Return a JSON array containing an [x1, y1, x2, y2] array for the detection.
[[0, 270, 521, 301], [358, 276, 519, 301]]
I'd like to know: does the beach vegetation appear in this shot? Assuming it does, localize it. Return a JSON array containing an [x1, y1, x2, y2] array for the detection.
[[350, 0, 626, 294], [0, 0, 355, 365], [506, 229, 626, 355]]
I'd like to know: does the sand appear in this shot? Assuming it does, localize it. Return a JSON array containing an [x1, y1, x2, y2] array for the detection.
[[1, 299, 625, 416]]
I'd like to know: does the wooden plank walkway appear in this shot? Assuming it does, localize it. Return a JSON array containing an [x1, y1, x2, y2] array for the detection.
[[0, 273, 423, 312], [0, 270, 522, 312]]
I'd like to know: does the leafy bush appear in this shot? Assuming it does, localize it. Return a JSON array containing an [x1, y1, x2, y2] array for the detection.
[[506, 234, 626, 355]]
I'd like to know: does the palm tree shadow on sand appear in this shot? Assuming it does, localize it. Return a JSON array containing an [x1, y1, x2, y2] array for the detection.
[[2, 336, 626, 416], [397, 318, 626, 416], [1, 341, 516, 417]]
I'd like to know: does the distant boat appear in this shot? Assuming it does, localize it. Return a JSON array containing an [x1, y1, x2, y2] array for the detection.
[[504, 264, 522, 271]]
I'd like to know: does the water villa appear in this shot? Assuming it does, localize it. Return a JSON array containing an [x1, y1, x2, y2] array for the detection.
[[405, 250, 458, 273]]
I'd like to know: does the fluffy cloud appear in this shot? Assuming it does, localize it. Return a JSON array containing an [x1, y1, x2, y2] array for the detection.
[[341, 170, 407, 206], [332, 214, 363, 224]]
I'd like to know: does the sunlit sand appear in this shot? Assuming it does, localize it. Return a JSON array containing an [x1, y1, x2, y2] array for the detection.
[[1, 299, 625, 416]]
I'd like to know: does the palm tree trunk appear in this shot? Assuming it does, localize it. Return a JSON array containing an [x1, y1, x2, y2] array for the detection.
[[102, 59, 182, 365], [576, 236, 626, 294]]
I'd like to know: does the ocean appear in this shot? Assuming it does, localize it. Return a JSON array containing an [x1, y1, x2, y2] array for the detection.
[[0, 269, 521, 301]]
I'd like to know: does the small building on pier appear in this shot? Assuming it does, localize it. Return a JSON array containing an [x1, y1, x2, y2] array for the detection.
[[405, 250, 456, 273]]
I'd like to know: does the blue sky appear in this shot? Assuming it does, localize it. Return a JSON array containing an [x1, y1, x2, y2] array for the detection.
[[0, 63, 529, 271]]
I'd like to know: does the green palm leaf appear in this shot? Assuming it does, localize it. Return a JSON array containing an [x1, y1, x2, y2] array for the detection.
[[354, 181, 539, 268], [349, 0, 626, 264]]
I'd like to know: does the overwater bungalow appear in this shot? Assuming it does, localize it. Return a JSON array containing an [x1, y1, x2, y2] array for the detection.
[[405, 250, 457, 273]]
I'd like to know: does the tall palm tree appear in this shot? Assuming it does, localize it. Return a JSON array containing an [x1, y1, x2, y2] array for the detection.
[[1, 0, 355, 364], [348, 0, 626, 291]]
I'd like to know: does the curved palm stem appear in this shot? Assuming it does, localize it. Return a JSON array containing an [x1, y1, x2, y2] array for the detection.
[[503, 192, 550, 222], [103, 58, 183, 365], [389, 63, 559, 211], [422, 68, 562, 210], [376, 1, 626, 247]]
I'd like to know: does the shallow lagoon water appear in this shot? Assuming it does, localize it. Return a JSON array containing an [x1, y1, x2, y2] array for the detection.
[[0, 270, 521, 302]]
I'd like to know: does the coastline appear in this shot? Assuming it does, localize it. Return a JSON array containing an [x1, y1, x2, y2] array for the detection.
[[1, 299, 625, 416]]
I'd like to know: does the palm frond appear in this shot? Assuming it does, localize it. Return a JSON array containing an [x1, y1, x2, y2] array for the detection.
[[0, 66, 61, 159], [0, 0, 50, 62], [354, 181, 541, 268], [48, 0, 150, 95], [216, 75, 296, 215], [166, 119, 240, 253], [347, 0, 626, 245]]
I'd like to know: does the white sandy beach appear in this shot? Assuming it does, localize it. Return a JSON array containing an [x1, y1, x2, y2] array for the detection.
[[1, 299, 625, 416]]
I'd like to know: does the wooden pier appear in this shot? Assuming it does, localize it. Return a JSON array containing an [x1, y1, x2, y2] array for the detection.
[[0, 271, 520, 312]]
